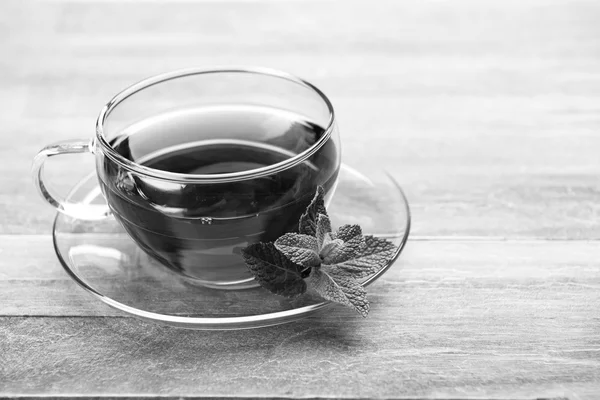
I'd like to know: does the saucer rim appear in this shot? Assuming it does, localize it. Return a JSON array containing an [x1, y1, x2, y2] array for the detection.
[[52, 164, 411, 330]]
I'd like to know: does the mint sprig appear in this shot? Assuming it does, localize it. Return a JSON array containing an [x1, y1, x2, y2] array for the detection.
[[241, 186, 398, 317]]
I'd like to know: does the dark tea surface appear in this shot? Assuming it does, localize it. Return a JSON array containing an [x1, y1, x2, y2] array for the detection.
[[98, 105, 339, 284]]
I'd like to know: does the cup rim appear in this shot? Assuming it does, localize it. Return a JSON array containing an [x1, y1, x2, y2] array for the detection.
[[95, 66, 336, 184]]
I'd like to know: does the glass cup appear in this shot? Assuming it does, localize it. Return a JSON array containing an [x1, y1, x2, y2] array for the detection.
[[33, 67, 341, 289]]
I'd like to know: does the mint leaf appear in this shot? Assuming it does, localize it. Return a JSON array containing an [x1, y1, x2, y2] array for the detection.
[[242, 243, 307, 297], [298, 186, 327, 236], [315, 213, 332, 248], [332, 224, 362, 242], [308, 266, 369, 317], [275, 233, 321, 268], [323, 224, 366, 264], [334, 235, 398, 279]]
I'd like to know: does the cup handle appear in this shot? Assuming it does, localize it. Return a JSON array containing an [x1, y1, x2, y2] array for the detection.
[[32, 139, 111, 220]]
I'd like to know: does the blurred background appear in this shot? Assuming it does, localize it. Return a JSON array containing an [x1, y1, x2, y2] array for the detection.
[[2, 0, 599, 238]]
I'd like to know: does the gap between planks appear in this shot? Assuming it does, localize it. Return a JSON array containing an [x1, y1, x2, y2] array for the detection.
[[2, 234, 600, 242], [0, 395, 574, 400]]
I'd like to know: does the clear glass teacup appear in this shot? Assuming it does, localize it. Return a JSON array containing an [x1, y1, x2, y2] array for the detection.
[[33, 67, 341, 288]]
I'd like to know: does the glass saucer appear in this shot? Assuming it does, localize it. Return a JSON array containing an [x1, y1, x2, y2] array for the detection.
[[53, 164, 411, 330]]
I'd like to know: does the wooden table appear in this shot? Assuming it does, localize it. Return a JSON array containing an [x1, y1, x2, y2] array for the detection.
[[2, 0, 599, 398]]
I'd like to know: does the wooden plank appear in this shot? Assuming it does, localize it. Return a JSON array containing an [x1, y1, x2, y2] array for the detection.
[[2, 0, 600, 237], [1, 231, 600, 400], [12, 97, 600, 238], [2, 236, 599, 320], [1, 318, 599, 400], [4, 235, 600, 280]]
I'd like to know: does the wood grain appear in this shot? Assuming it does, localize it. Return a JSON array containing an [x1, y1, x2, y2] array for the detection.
[[1, 237, 600, 398], [1, 0, 600, 237], [2, 316, 599, 400]]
